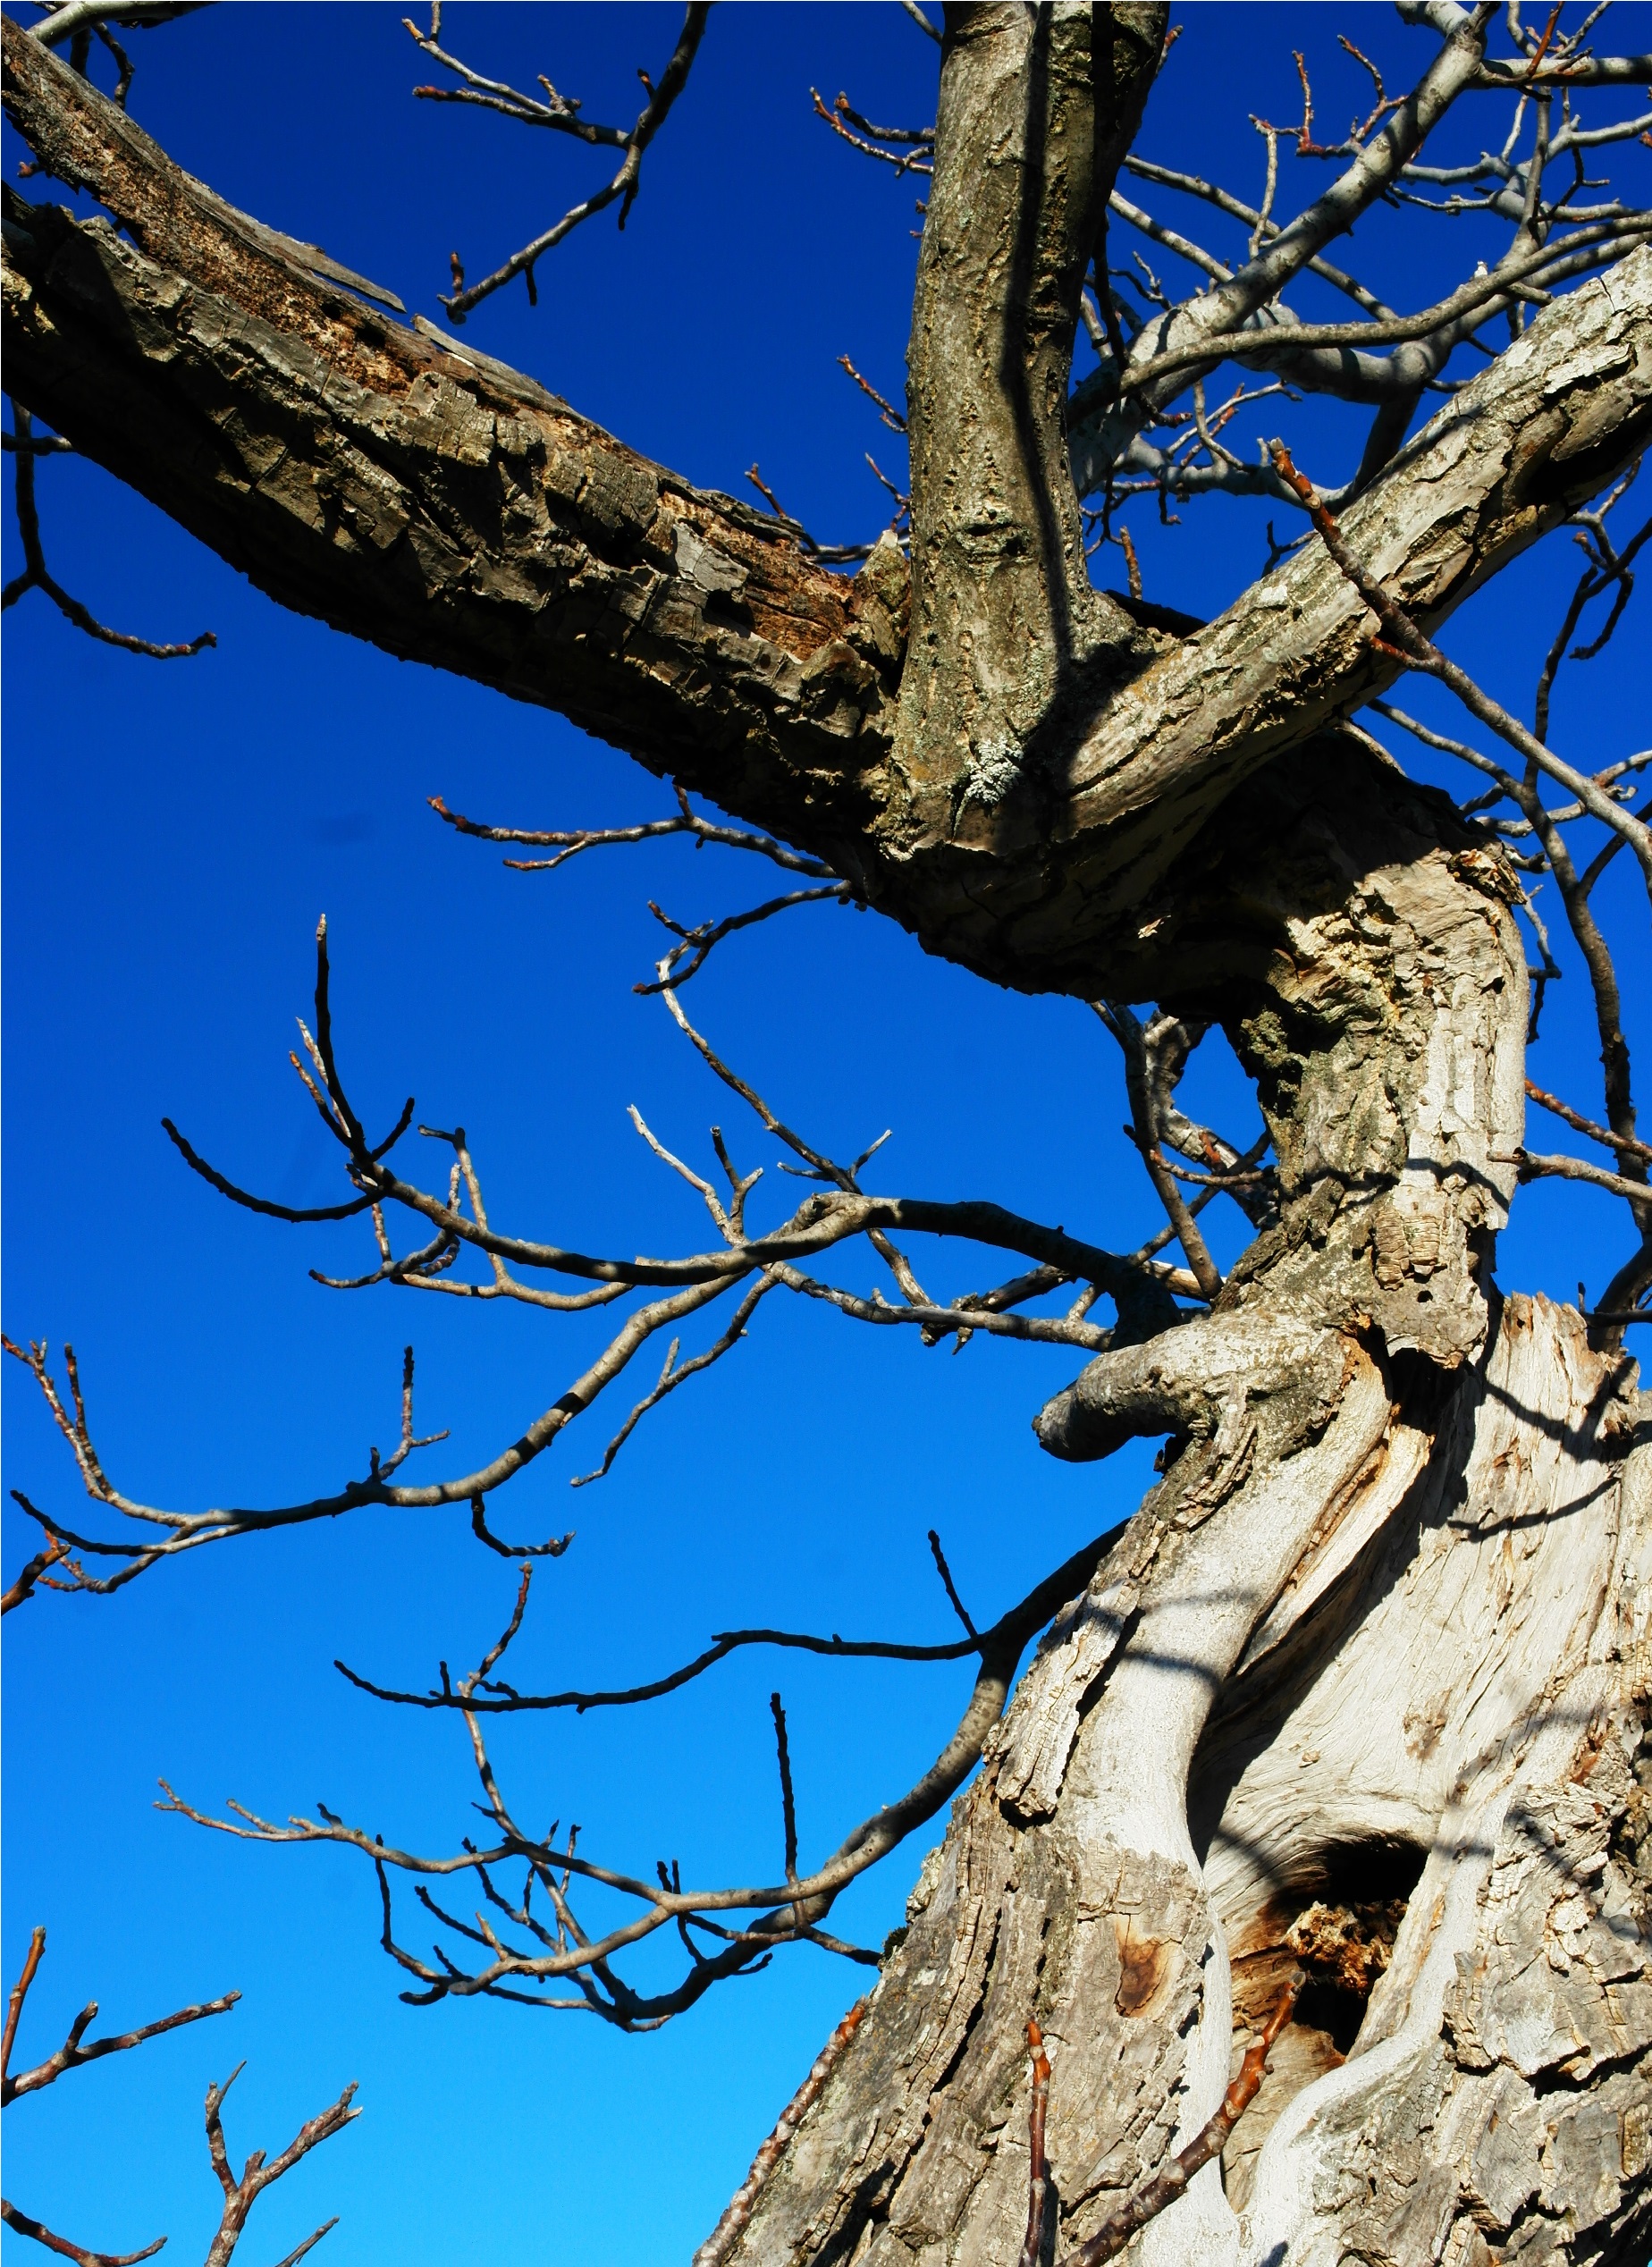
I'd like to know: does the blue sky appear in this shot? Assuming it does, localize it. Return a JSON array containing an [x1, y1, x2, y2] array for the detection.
[[4, 7, 1648, 2262]]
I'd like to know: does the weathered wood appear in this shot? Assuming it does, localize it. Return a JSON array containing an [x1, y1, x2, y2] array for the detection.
[[704, 753, 1648, 2267], [4, 20, 1649, 991], [3, 14, 1648, 2264], [1203, 1301, 1649, 2267], [0, 18, 902, 887]]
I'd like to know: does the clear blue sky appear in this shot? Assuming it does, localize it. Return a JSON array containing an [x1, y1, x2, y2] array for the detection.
[[4, 7, 1648, 2262]]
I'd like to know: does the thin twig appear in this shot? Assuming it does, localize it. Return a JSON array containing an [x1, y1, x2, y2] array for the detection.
[[0, 2200, 164, 2267], [1105, 217, 1650, 403], [692, 2002, 869, 2267], [770, 1692, 800, 1892], [1494, 1146, 1652, 1207], [430, 788, 835, 878], [1018, 2019, 1052, 2267], [1057, 1975, 1301, 2265], [426, 6, 712, 321], [927, 1529, 977, 1639], [838, 354, 908, 433], [636, 883, 852, 993], [1096, 1004, 1225, 1301], [1526, 1078, 1652, 1163], [1271, 440, 1652, 896], [165, 1534, 1118, 2025], [3, 403, 214, 658]]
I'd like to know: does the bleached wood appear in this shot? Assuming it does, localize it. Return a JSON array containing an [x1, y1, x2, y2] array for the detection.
[[2, 16, 1648, 2264]]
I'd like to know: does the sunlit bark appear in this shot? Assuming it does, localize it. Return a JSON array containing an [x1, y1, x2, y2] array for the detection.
[[4, 10, 1649, 2263]]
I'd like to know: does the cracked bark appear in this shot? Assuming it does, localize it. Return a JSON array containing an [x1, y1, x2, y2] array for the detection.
[[707, 751, 1650, 2267], [4, 18, 1648, 978], [4, 13, 1650, 2264], [894, 4, 1164, 800]]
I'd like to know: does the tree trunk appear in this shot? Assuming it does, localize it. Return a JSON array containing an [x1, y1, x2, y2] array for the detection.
[[710, 1293, 1650, 2267], [4, 18, 1649, 2265], [699, 748, 1651, 2267]]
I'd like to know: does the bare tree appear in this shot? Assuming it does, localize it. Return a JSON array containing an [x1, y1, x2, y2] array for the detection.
[[1, 1927, 354, 2267], [4, 4, 1652, 2264]]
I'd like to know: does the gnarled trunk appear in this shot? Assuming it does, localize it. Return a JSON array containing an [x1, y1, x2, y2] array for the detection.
[[698, 747, 1650, 2267], [4, 15, 1648, 2265], [713, 1297, 1649, 2267]]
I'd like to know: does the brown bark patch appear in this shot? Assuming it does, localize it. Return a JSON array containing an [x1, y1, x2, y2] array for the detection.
[[1223, 1842, 1425, 2211], [1285, 1895, 1409, 2008], [1112, 1917, 1177, 2018]]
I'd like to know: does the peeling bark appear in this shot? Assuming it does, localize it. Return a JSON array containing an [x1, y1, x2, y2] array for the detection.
[[704, 757, 1648, 2267], [3, 17, 1649, 2266]]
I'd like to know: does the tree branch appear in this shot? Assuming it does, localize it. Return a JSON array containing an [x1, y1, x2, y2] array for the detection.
[[5, 22, 1650, 993], [1495, 1145, 1652, 1206], [3, 400, 214, 656], [3, 1953, 237, 2107], [0, 18, 897, 897], [1526, 1078, 1652, 1165], [1057, 1975, 1301, 2264], [0, 1927, 247, 2267], [1071, 4, 1503, 477], [161, 1529, 1120, 2024], [412, 5, 712, 321], [199, 2064, 356, 2267], [0, 2200, 164, 2267], [692, 2001, 869, 2267], [4, 918, 1193, 1608], [428, 785, 837, 879], [1270, 438, 1652, 897]]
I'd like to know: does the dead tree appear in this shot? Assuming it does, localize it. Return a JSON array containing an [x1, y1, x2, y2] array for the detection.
[[4, 4, 1652, 2263]]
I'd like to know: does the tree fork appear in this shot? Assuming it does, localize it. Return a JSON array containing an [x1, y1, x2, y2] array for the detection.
[[4, 19, 1650, 992], [4, 13, 1650, 2265]]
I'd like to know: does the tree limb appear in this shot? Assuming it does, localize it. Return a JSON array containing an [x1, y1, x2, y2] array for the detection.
[[4, 16, 1648, 998]]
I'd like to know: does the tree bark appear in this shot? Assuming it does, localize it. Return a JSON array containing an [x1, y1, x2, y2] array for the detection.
[[4, 20, 1649, 982], [717, 1305, 1649, 2267], [699, 746, 1650, 2267], [4, 17, 1650, 2265], [897, 4, 1163, 794]]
